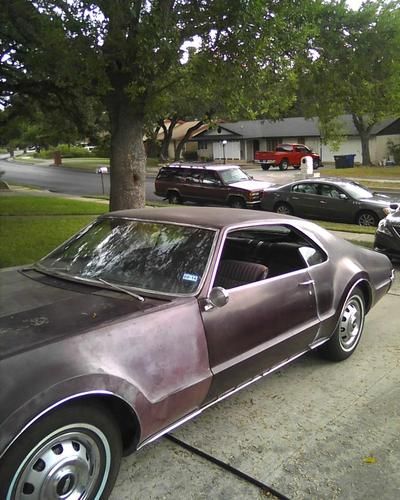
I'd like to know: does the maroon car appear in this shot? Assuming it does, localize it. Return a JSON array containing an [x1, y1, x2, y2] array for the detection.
[[0, 207, 394, 498]]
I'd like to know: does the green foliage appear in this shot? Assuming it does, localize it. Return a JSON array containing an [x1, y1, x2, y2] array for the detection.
[[182, 150, 198, 161], [387, 141, 400, 164], [297, 0, 400, 163], [34, 145, 93, 159]]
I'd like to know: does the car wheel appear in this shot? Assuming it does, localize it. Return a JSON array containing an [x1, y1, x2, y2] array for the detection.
[[261, 163, 270, 171], [356, 211, 378, 227], [279, 159, 289, 171], [167, 191, 182, 205], [293, 165, 301, 170], [319, 288, 365, 361], [0, 402, 122, 500], [229, 197, 246, 209], [313, 159, 320, 169], [274, 202, 293, 215]]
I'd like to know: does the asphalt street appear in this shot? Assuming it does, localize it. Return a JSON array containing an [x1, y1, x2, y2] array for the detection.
[[110, 268, 400, 500], [0, 157, 158, 201]]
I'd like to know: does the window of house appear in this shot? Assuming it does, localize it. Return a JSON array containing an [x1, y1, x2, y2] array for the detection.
[[266, 138, 282, 150], [198, 142, 208, 150]]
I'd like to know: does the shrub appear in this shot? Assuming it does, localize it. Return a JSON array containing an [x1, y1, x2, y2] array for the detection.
[[34, 144, 93, 159], [182, 150, 198, 161], [387, 141, 400, 165]]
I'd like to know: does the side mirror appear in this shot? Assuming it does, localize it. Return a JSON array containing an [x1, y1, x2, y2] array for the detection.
[[205, 287, 229, 311], [339, 193, 348, 200]]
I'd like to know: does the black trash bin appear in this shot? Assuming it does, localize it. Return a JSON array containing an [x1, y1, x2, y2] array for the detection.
[[334, 154, 355, 168]]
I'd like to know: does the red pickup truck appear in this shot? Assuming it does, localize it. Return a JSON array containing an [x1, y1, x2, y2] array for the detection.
[[255, 143, 321, 171]]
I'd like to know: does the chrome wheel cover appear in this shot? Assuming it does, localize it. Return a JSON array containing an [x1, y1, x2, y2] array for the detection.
[[358, 213, 376, 226], [276, 204, 291, 215], [7, 424, 111, 500], [338, 295, 364, 351]]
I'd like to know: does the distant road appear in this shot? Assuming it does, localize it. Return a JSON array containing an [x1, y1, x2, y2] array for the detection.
[[0, 157, 158, 201], [1, 156, 399, 200]]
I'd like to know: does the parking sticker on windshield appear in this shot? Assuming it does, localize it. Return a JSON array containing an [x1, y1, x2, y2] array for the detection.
[[182, 273, 199, 283]]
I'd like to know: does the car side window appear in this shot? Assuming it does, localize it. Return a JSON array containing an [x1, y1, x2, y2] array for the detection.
[[292, 183, 318, 195], [202, 171, 221, 185], [319, 184, 342, 199], [213, 224, 327, 289]]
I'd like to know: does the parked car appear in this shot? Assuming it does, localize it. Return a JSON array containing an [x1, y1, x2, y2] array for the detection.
[[154, 163, 274, 208], [254, 143, 321, 171], [261, 177, 398, 226], [374, 203, 400, 260], [0, 207, 394, 499]]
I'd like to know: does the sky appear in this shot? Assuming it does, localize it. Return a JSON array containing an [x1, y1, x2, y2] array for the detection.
[[347, 0, 364, 9]]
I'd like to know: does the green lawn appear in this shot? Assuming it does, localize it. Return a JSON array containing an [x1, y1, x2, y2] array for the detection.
[[322, 166, 400, 179], [0, 195, 107, 267], [0, 216, 97, 267], [0, 195, 107, 215]]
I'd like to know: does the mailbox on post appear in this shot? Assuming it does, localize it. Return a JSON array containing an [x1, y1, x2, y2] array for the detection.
[[97, 166, 109, 195]]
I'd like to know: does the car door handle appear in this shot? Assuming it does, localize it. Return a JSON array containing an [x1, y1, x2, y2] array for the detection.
[[298, 280, 315, 286], [319, 200, 327, 204]]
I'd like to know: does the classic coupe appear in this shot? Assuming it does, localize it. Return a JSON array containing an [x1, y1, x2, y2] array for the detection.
[[0, 207, 394, 499]]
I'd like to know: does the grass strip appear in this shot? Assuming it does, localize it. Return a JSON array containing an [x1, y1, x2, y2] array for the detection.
[[0, 216, 96, 267], [0, 195, 107, 216]]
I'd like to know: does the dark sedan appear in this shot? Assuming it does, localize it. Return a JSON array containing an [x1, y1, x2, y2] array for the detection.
[[374, 204, 400, 260], [0, 207, 394, 499], [261, 177, 397, 226]]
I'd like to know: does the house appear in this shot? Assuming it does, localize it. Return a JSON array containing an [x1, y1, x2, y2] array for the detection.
[[193, 116, 400, 164], [155, 120, 209, 159]]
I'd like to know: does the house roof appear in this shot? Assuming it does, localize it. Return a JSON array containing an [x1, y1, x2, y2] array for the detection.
[[156, 121, 209, 141], [194, 115, 400, 140]]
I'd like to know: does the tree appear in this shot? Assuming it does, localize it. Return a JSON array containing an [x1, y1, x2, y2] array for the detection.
[[297, 0, 400, 165], [2, 0, 318, 209]]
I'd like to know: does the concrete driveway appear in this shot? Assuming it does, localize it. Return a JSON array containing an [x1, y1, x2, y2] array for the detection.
[[111, 266, 400, 500]]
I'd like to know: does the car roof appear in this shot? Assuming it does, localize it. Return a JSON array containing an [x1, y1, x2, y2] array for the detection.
[[164, 163, 242, 171], [103, 206, 295, 230], [286, 177, 361, 188]]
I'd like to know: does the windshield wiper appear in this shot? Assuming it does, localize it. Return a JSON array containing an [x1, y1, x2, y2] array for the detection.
[[96, 277, 145, 302]]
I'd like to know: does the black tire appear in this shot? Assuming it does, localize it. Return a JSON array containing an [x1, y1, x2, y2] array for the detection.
[[167, 191, 182, 205], [293, 165, 301, 170], [261, 163, 270, 171], [229, 197, 246, 209], [273, 202, 293, 215], [0, 402, 122, 500], [279, 159, 289, 171], [313, 159, 320, 169], [356, 210, 378, 227], [319, 288, 365, 361]]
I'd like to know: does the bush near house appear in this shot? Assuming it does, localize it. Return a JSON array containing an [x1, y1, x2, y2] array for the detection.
[[35, 144, 94, 159]]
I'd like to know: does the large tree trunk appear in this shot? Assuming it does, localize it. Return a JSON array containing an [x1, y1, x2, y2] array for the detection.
[[174, 120, 204, 161], [159, 116, 178, 161], [359, 131, 372, 166], [108, 98, 146, 211], [352, 114, 373, 166]]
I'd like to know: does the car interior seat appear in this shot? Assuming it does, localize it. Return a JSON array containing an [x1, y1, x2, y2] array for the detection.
[[214, 259, 268, 289]]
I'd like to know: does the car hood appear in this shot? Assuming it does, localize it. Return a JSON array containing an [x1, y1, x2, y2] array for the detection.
[[359, 194, 399, 207], [0, 268, 163, 361], [228, 180, 275, 191]]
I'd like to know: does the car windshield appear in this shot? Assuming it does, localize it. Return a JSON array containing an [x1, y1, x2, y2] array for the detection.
[[342, 182, 374, 199], [38, 219, 216, 295], [219, 168, 251, 184]]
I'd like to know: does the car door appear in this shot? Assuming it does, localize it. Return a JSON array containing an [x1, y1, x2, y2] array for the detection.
[[199, 171, 228, 204], [317, 184, 351, 222], [288, 182, 320, 217], [201, 224, 320, 402]]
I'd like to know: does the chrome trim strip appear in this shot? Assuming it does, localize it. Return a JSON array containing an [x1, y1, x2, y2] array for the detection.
[[309, 337, 329, 349], [0, 390, 132, 460], [138, 347, 310, 450]]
